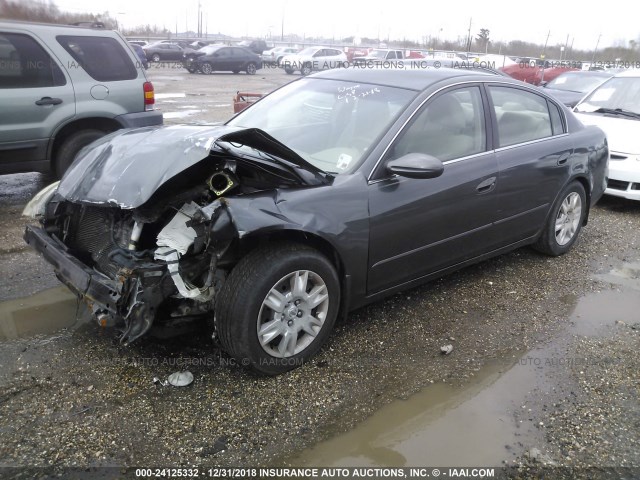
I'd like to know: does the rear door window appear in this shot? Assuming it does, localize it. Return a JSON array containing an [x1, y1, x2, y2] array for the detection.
[[57, 35, 137, 82], [0, 32, 65, 88], [488, 86, 554, 147]]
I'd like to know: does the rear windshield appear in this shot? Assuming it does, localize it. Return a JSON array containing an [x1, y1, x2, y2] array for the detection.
[[57, 35, 137, 82]]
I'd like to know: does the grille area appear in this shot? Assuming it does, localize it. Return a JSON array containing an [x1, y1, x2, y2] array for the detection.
[[65, 206, 132, 278]]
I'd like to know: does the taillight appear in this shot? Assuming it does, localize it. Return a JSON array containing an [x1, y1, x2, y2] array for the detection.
[[143, 81, 155, 111]]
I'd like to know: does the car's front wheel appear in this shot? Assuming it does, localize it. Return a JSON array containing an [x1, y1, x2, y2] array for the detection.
[[533, 181, 586, 256], [151, 53, 160, 62], [200, 62, 213, 74], [214, 244, 340, 375], [246, 62, 257, 75], [300, 63, 312, 75]]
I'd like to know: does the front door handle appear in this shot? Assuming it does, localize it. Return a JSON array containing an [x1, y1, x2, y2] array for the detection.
[[476, 176, 497, 194], [557, 152, 571, 165], [35, 97, 62, 106]]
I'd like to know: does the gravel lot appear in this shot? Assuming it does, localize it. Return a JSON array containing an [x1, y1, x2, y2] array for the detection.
[[0, 65, 638, 478]]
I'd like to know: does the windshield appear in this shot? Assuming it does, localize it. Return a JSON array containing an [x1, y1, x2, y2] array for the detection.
[[298, 47, 318, 56], [199, 46, 221, 55], [227, 78, 416, 174], [575, 77, 640, 115], [547, 73, 610, 93]]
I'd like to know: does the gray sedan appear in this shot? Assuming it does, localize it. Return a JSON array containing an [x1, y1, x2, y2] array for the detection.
[[24, 69, 608, 374]]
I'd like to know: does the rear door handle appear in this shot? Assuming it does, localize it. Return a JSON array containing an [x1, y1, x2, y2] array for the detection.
[[476, 176, 497, 194], [35, 97, 62, 106]]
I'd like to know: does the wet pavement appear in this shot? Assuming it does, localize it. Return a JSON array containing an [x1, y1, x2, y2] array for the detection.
[[0, 66, 639, 476]]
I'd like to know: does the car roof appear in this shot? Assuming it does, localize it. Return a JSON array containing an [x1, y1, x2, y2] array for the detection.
[[311, 67, 500, 91], [0, 19, 119, 36], [557, 70, 612, 77]]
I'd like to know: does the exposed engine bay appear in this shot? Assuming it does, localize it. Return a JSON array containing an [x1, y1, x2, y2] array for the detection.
[[34, 137, 329, 343]]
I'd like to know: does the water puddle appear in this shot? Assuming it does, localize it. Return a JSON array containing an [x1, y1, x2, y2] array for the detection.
[[292, 354, 544, 467], [155, 93, 187, 99], [163, 109, 205, 119], [292, 264, 640, 467], [0, 286, 79, 341]]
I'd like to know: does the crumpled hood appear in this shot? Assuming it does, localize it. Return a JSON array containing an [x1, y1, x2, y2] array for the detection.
[[574, 113, 640, 155], [57, 124, 326, 209]]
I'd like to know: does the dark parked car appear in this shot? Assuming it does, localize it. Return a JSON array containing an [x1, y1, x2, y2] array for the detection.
[[541, 70, 612, 107], [184, 45, 262, 74], [129, 42, 149, 69], [143, 42, 184, 62], [237, 39, 268, 54], [24, 69, 608, 374]]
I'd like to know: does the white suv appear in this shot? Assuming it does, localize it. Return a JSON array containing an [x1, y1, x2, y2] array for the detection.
[[281, 46, 347, 76], [574, 70, 640, 201]]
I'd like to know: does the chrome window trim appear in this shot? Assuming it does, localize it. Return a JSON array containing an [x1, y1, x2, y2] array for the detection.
[[366, 79, 571, 182], [367, 80, 485, 181]]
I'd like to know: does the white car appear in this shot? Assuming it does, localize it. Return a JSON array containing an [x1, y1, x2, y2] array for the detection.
[[281, 46, 347, 75], [261, 46, 299, 65], [574, 70, 640, 201]]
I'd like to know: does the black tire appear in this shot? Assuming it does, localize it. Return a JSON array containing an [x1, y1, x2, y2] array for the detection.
[[54, 129, 105, 178], [200, 62, 213, 74], [151, 53, 161, 62], [215, 243, 340, 375], [276, 56, 284, 66], [284, 67, 294, 75], [245, 62, 257, 75], [533, 181, 586, 256], [300, 63, 312, 75], [187, 67, 197, 74]]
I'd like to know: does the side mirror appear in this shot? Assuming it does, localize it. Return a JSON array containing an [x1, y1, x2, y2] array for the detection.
[[386, 153, 444, 179]]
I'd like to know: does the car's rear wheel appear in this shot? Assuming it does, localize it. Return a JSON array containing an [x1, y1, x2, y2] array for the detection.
[[214, 243, 340, 375], [54, 129, 105, 178], [187, 67, 197, 73], [533, 181, 586, 256], [276, 56, 284, 66], [284, 67, 294, 74], [151, 53, 160, 62], [300, 63, 312, 75], [245, 63, 257, 75]]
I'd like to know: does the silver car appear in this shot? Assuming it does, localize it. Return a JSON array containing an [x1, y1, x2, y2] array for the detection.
[[281, 46, 348, 75], [0, 20, 163, 177]]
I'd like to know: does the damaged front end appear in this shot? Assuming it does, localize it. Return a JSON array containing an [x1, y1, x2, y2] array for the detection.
[[25, 195, 235, 343], [24, 125, 329, 343]]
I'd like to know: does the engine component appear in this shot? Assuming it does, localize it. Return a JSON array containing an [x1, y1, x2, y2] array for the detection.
[[208, 170, 239, 196]]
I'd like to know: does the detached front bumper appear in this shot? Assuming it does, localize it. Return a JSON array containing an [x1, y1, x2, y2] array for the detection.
[[24, 225, 121, 313], [24, 224, 171, 342]]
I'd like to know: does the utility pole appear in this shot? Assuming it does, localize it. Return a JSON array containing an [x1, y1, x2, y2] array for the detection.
[[197, 1, 201, 37], [542, 30, 550, 58], [466, 18, 472, 52], [591, 33, 602, 65]]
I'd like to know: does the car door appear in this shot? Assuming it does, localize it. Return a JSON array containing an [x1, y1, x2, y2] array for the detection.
[[487, 84, 574, 245], [212, 47, 233, 71], [167, 44, 183, 60], [0, 31, 75, 171], [367, 85, 499, 294], [230, 48, 247, 71]]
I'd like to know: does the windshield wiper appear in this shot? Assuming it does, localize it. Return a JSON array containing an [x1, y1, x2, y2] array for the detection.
[[593, 107, 640, 119]]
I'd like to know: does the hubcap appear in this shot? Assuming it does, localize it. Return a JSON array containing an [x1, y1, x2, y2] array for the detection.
[[257, 270, 329, 358], [555, 192, 582, 246]]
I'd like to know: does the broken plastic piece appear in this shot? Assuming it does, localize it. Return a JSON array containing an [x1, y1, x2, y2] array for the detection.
[[167, 371, 194, 387]]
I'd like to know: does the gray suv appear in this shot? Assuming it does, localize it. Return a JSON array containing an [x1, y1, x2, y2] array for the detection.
[[0, 21, 163, 177]]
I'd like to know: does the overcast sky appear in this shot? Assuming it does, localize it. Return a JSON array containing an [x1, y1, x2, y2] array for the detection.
[[53, 0, 638, 51]]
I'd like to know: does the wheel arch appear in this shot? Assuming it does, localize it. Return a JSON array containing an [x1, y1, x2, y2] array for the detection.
[[49, 117, 121, 166], [233, 228, 350, 315]]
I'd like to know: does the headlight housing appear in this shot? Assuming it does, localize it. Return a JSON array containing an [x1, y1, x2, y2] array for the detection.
[[22, 181, 60, 219]]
